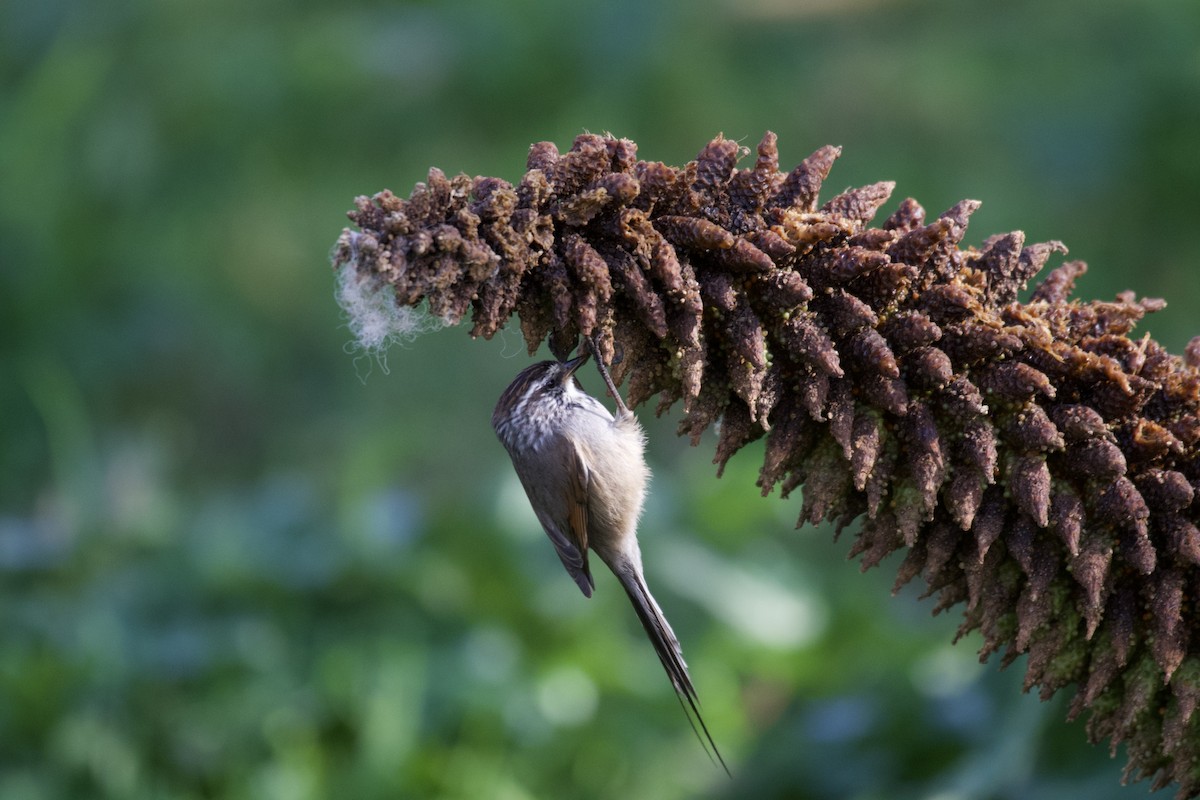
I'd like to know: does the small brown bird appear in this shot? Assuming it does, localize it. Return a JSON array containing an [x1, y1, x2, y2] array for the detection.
[[492, 342, 727, 772]]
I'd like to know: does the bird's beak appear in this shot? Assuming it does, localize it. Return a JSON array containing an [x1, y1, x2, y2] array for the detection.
[[563, 352, 590, 378]]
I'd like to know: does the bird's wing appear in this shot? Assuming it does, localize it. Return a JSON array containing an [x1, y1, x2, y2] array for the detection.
[[565, 442, 591, 562], [523, 437, 595, 597]]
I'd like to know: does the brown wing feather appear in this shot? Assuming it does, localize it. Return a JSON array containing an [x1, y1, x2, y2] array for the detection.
[[518, 435, 594, 597], [567, 444, 591, 561]]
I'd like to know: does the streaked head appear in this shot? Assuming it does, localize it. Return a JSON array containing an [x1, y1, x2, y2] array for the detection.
[[492, 353, 590, 445]]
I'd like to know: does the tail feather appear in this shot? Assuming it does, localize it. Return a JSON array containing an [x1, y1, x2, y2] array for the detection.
[[617, 566, 731, 776]]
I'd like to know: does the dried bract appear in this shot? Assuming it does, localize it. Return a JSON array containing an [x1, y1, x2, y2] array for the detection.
[[332, 132, 1200, 797]]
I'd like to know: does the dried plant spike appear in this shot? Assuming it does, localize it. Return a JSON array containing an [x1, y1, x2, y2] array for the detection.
[[332, 131, 1200, 798], [1186, 336, 1200, 369]]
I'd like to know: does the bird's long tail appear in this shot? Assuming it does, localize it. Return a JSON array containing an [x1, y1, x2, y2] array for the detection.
[[615, 564, 730, 776]]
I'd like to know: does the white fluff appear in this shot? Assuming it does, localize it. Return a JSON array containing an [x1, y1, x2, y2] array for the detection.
[[333, 234, 445, 358]]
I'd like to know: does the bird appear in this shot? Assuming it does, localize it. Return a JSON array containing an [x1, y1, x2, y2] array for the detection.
[[492, 339, 728, 773]]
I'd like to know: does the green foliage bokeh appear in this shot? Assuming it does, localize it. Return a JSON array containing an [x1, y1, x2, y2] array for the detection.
[[2, 1, 1198, 798]]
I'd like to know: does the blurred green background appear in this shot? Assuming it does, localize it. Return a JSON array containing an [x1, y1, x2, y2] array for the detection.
[[3, 0, 1198, 798]]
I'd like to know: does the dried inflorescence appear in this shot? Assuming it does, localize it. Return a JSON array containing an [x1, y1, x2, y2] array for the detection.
[[332, 132, 1200, 796]]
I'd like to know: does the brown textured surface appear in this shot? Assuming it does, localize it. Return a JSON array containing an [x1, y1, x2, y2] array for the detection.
[[333, 132, 1200, 797]]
